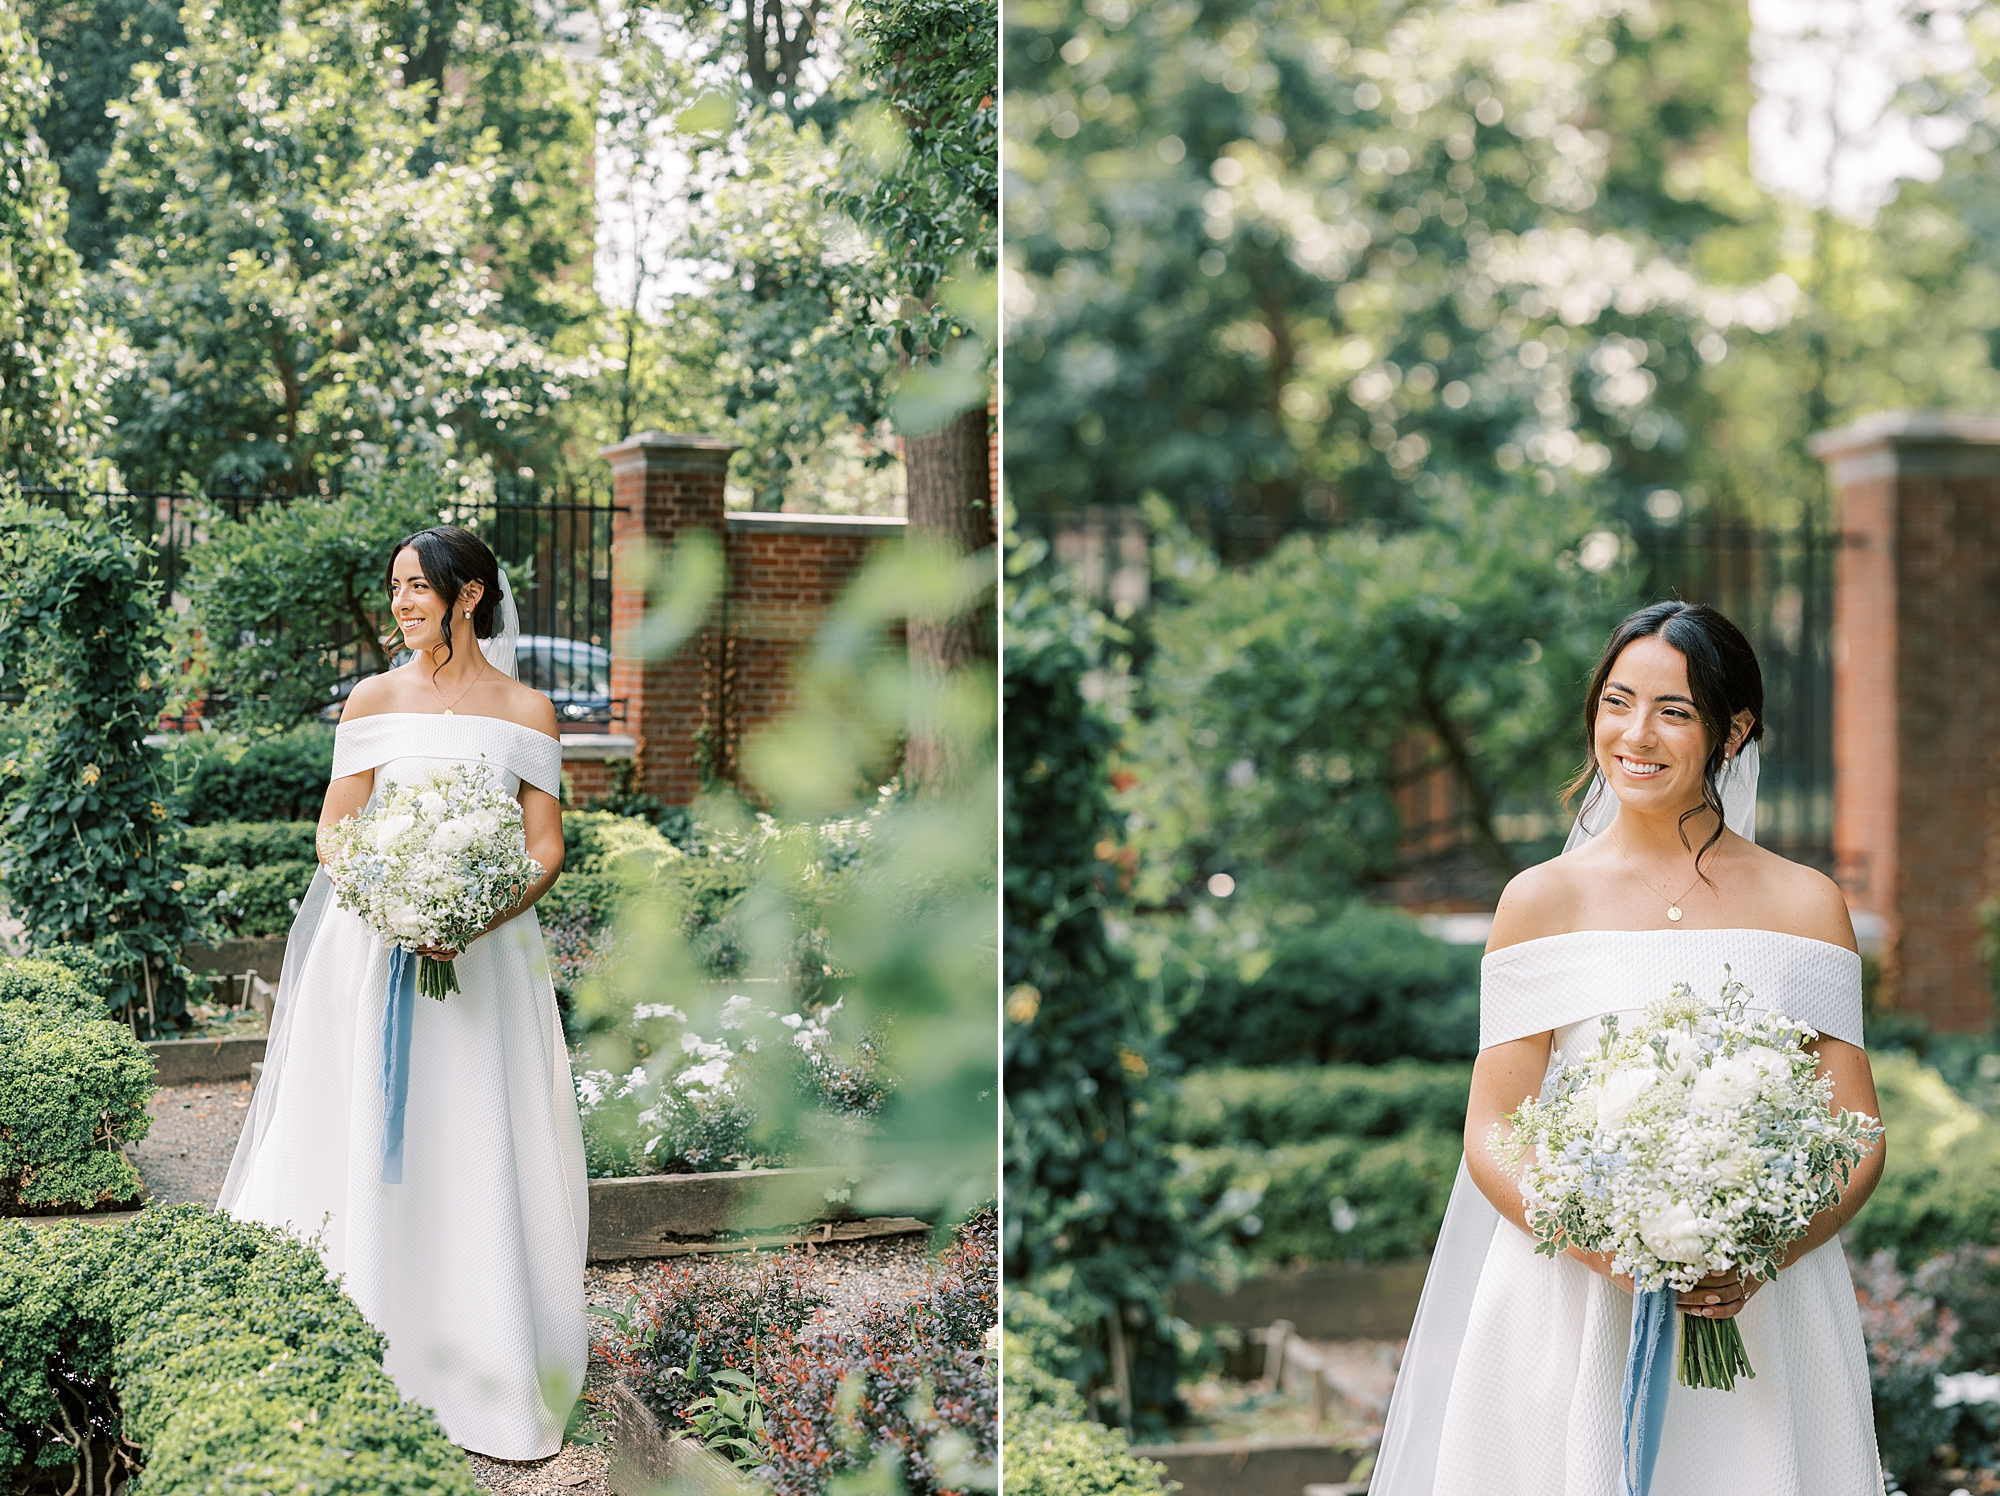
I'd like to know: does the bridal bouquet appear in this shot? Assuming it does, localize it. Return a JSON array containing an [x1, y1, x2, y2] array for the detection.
[[324, 763, 543, 999], [1491, 974, 1881, 1390]]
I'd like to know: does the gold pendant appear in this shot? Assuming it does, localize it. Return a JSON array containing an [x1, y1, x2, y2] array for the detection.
[[1667, 905, 1683, 922]]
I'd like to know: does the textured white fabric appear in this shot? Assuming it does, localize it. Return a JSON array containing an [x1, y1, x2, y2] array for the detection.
[[1372, 927, 1882, 1496], [218, 714, 588, 1460], [331, 711, 562, 799], [1480, 927, 1865, 1051]]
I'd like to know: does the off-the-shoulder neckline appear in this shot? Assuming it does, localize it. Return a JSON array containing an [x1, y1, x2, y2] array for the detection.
[[336, 710, 558, 743], [1483, 926, 1861, 962]]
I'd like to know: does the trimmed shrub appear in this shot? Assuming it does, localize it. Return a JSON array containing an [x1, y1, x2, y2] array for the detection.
[[0, 1201, 475, 1493], [0, 950, 110, 1021], [164, 725, 335, 825], [1168, 1129, 1461, 1266], [1001, 1291, 1172, 1496], [1846, 1052, 2000, 1264], [0, 953, 151, 1212], [181, 820, 318, 866], [1167, 1061, 1472, 1149], [176, 820, 319, 940], [1167, 902, 1480, 1068]]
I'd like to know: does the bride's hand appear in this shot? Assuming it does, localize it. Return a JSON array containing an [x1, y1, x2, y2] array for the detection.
[[1678, 1268, 1763, 1319], [414, 943, 460, 962]]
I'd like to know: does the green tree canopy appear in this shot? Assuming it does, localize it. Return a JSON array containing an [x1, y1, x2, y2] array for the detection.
[[97, 0, 574, 491], [0, 4, 112, 480]]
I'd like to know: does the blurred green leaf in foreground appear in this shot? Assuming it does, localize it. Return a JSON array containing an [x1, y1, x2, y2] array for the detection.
[[578, 534, 998, 1228]]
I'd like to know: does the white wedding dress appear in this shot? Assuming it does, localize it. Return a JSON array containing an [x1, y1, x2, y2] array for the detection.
[[1370, 925, 1884, 1496], [217, 710, 590, 1461]]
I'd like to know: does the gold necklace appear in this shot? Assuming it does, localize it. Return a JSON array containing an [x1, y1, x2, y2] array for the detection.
[[430, 658, 487, 717], [1615, 839, 1704, 923]]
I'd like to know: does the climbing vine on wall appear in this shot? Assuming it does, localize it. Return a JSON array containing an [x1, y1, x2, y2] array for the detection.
[[0, 498, 194, 1032]]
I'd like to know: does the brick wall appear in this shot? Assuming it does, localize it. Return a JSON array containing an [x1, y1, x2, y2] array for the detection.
[[1811, 412, 2000, 1031], [594, 434, 906, 806]]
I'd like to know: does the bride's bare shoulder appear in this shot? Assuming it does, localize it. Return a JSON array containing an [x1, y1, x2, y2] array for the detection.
[[487, 676, 559, 739], [1738, 840, 1858, 952], [1486, 849, 1600, 954]]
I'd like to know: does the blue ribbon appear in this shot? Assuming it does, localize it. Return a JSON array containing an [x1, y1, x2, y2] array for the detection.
[[379, 946, 417, 1184], [1619, 1287, 1676, 1496]]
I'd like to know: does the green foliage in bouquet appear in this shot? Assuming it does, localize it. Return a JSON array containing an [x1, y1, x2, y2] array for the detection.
[[162, 727, 335, 825], [1004, 545, 1198, 1435], [0, 500, 196, 1031], [0, 1205, 476, 1493]]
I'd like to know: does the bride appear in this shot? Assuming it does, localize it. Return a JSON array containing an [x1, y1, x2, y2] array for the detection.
[[218, 525, 589, 1461], [1372, 600, 1887, 1496]]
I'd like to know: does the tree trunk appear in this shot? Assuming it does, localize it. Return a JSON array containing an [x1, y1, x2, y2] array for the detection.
[[902, 402, 993, 797]]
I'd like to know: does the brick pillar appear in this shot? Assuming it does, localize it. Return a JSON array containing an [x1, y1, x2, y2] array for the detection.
[[602, 432, 738, 805], [1810, 411, 2000, 1031]]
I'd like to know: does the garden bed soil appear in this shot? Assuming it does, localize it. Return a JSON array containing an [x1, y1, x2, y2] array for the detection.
[[585, 1167, 927, 1261]]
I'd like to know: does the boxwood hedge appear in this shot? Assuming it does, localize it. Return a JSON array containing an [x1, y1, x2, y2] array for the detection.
[[1167, 1061, 1472, 1150], [0, 1205, 476, 1494], [0, 952, 152, 1214]]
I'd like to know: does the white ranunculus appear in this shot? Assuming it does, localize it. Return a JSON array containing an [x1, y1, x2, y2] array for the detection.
[[1638, 1201, 1708, 1263], [1691, 1053, 1764, 1112], [373, 814, 417, 851], [1746, 1046, 1793, 1087], [430, 819, 479, 854], [1595, 1065, 1657, 1128], [468, 808, 501, 837], [1662, 1030, 1700, 1078], [386, 903, 426, 940], [417, 792, 448, 820]]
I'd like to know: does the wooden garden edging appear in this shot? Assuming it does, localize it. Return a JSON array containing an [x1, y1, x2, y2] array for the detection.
[[1125, 1434, 1366, 1496], [606, 1378, 757, 1496], [586, 1166, 929, 1263]]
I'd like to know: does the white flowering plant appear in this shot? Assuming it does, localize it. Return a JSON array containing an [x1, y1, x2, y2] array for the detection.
[[324, 763, 543, 999], [573, 994, 890, 1176], [1491, 973, 1882, 1391]]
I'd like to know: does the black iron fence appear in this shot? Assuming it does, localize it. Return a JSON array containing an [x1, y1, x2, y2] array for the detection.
[[11, 478, 622, 724], [1632, 519, 1836, 872]]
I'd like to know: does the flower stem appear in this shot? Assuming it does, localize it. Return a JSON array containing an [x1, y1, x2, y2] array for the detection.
[[417, 955, 459, 1000], [1678, 1312, 1755, 1390]]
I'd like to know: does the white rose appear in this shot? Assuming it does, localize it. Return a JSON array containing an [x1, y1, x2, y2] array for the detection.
[[386, 903, 425, 940], [468, 808, 501, 837], [1595, 1065, 1657, 1129], [1638, 1201, 1708, 1263], [430, 818, 479, 854], [1747, 1046, 1793, 1086], [1690, 1053, 1763, 1112], [1713, 1145, 1755, 1186], [417, 792, 448, 820], [373, 814, 417, 851]]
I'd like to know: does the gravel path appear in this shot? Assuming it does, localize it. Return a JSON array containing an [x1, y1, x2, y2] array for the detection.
[[127, 1081, 936, 1496], [128, 1079, 254, 1207]]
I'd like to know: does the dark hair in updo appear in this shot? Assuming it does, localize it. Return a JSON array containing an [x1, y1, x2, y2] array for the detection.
[[1564, 600, 1765, 877], [385, 526, 501, 672]]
